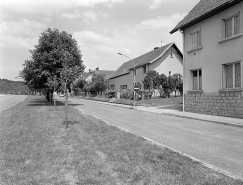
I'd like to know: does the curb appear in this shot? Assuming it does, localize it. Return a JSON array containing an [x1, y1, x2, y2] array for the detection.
[[74, 98, 134, 109], [162, 112, 243, 129], [71, 98, 243, 129], [74, 106, 243, 182]]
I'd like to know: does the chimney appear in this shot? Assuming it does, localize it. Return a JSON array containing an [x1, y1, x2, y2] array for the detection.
[[154, 47, 159, 50], [96, 67, 99, 71]]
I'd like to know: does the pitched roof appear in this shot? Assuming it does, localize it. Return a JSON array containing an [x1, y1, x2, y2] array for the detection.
[[109, 42, 182, 79], [170, 0, 241, 34], [84, 70, 115, 80]]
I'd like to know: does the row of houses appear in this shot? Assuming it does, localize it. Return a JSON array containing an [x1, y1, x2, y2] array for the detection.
[[84, 0, 243, 119]]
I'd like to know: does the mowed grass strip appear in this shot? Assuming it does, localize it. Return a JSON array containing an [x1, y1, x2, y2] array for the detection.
[[0, 96, 242, 185]]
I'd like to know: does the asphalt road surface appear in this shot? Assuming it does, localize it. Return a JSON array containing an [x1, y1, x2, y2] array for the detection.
[[0, 94, 27, 112], [57, 96, 243, 179]]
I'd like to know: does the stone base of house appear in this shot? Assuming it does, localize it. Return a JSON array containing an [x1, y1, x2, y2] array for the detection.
[[184, 91, 243, 119]]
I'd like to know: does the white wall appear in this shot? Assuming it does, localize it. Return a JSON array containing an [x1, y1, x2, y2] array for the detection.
[[183, 3, 243, 93]]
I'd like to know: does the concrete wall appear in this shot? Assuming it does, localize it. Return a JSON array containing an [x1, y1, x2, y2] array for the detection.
[[183, 3, 243, 118], [109, 45, 183, 92], [185, 91, 243, 119]]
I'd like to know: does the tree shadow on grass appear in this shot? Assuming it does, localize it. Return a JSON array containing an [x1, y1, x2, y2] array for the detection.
[[62, 120, 80, 128], [27, 98, 83, 107]]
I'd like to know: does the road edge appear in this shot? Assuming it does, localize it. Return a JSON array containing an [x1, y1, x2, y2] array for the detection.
[[74, 106, 243, 182]]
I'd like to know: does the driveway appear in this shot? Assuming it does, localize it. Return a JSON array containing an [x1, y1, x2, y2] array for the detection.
[[0, 94, 27, 112], [56, 96, 243, 179]]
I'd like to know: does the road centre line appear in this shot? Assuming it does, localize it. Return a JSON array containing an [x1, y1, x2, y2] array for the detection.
[[0, 95, 14, 101]]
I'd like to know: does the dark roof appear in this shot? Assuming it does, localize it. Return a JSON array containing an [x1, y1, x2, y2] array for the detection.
[[84, 70, 115, 80], [170, 0, 241, 34], [109, 42, 182, 79]]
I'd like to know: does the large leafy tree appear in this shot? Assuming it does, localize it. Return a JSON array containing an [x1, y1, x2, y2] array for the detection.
[[22, 28, 85, 100], [22, 28, 85, 127]]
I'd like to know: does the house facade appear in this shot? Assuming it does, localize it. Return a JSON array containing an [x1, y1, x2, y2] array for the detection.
[[109, 42, 183, 96], [171, 0, 243, 118], [84, 67, 115, 83]]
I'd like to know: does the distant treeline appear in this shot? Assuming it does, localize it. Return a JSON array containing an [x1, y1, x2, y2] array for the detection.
[[0, 78, 30, 95]]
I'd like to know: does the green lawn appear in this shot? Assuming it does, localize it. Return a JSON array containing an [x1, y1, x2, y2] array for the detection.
[[78, 96, 183, 107], [0, 96, 242, 184]]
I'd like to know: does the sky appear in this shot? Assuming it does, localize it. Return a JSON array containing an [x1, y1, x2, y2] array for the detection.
[[0, 0, 198, 81]]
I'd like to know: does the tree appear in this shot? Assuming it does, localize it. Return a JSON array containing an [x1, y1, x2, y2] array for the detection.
[[166, 75, 176, 98], [143, 70, 160, 98], [73, 78, 86, 90], [83, 74, 107, 95], [158, 74, 168, 97], [22, 28, 85, 127], [172, 73, 183, 96]]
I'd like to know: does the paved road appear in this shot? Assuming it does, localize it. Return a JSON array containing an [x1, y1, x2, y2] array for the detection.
[[0, 94, 27, 112], [57, 96, 243, 179]]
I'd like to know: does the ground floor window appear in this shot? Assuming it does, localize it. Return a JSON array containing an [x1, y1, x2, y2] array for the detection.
[[121, 85, 127, 89], [192, 69, 202, 90], [110, 85, 115, 90], [223, 62, 241, 89]]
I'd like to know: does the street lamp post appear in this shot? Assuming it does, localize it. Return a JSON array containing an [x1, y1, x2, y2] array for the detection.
[[118, 53, 136, 107]]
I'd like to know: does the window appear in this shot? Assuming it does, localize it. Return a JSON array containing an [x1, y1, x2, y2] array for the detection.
[[223, 62, 241, 89], [190, 29, 201, 50], [121, 85, 127, 89], [143, 66, 146, 74], [192, 69, 202, 90], [222, 13, 240, 39]]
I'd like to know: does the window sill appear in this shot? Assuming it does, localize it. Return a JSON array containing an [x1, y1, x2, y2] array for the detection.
[[219, 34, 242, 43], [187, 46, 203, 53], [219, 89, 243, 92], [187, 90, 204, 94]]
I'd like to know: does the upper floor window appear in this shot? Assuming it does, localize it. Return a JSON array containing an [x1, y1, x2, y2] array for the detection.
[[223, 62, 241, 89], [222, 13, 240, 39], [190, 29, 201, 50], [143, 66, 146, 74]]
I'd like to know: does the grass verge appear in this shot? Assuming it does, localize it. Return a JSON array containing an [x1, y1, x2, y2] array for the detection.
[[77, 96, 183, 107], [0, 96, 242, 184]]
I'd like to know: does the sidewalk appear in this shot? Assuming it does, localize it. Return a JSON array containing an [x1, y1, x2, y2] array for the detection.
[[135, 105, 243, 128], [77, 98, 243, 128]]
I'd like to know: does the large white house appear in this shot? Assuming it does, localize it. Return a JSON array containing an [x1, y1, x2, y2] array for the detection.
[[109, 42, 183, 96], [171, 0, 243, 118]]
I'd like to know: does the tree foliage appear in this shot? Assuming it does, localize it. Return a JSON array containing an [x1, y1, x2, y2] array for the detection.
[[143, 70, 183, 98], [22, 28, 85, 101], [143, 70, 160, 90], [83, 74, 107, 94], [0, 78, 29, 95]]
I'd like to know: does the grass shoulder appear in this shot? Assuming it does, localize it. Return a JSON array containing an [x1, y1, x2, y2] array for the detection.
[[0, 96, 241, 184]]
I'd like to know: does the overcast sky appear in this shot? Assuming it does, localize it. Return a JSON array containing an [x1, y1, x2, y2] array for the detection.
[[0, 0, 198, 81]]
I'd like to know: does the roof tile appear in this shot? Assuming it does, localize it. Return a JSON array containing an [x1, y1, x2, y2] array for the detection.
[[171, 0, 235, 33], [110, 43, 173, 79]]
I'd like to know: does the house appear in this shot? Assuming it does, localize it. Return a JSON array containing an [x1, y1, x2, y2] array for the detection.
[[171, 0, 243, 118], [109, 42, 183, 97], [84, 67, 115, 83]]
